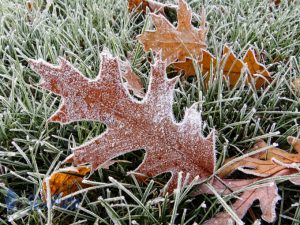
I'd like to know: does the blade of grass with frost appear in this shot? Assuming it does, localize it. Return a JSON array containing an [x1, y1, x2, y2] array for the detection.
[[109, 177, 159, 224], [205, 183, 244, 225], [170, 172, 183, 225], [98, 197, 124, 225]]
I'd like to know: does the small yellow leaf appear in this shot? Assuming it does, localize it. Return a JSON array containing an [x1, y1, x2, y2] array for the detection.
[[42, 166, 90, 201]]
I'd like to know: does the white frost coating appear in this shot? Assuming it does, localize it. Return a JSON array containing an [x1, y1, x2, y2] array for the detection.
[[200, 201, 206, 208], [54, 166, 87, 174], [272, 157, 300, 169]]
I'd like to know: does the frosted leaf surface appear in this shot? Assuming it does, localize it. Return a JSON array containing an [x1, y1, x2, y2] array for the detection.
[[30, 50, 216, 190], [137, 0, 207, 63]]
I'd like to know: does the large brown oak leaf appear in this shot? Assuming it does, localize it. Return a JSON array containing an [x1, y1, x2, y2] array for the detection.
[[30, 50, 215, 190]]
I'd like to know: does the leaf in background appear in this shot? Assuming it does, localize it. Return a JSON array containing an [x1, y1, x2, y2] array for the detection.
[[218, 136, 300, 178], [30, 50, 216, 191], [203, 180, 280, 225], [42, 166, 90, 201], [137, 0, 207, 63], [172, 49, 216, 80], [123, 65, 145, 98], [200, 137, 300, 224], [243, 48, 271, 89], [173, 46, 271, 89], [128, 0, 172, 15]]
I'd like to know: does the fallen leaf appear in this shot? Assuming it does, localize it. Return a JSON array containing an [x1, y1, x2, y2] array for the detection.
[[271, 0, 294, 6], [123, 65, 145, 98], [243, 48, 271, 89], [30, 50, 216, 191], [42, 166, 90, 201], [173, 46, 271, 89], [26, 0, 33, 12], [137, 0, 207, 63], [128, 0, 174, 15], [128, 0, 149, 12], [195, 137, 300, 225], [273, 0, 281, 6], [203, 180, 280, 225], [218, 136, 300, 178], [199, 166, 300, 225], [200, 137, 300, 224], [172, 49, 216, 79]]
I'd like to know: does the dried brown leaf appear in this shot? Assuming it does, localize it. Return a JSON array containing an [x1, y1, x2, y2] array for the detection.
[[123, 65, 145, 98], [199, 137, 300, 224], [26, 0, 33, 12], [30, 51, 216, 190], [128, 0, 171, 15], [173, 46, 271, 89], [292, 77, 300, 95], [203, 180, 280, 225], [137, 0, 207, 63], [218, 137, 300, 178]]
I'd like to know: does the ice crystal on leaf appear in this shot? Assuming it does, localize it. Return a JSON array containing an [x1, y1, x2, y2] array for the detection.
[[30, 50, 215, 190]]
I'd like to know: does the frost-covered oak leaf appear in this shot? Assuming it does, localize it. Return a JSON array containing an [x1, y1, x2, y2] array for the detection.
[[30, 50, 216, 190], [137, 0, 207, 63], [202, 179, 281, 225], [218, 136, 300, 179]]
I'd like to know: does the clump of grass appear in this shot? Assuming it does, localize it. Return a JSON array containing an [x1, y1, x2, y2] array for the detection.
[[0, 0, 300, 224]]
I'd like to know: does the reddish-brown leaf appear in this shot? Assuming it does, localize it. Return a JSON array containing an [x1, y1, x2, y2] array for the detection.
[[200, 137, 300, 224], [30, 51, 216, 190], [137, 0, 207, 63], [173, 46, 271, 89], [26, 0, 33, 12], [203, 180, 280, 225]]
